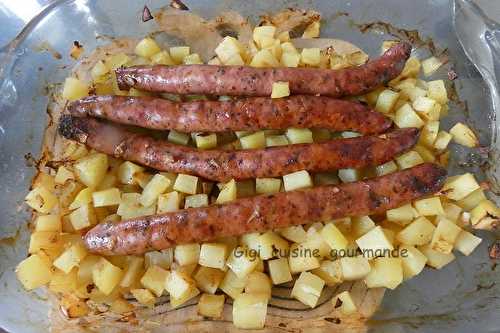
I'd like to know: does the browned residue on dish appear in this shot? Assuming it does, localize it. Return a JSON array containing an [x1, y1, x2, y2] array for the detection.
[[35, 41, 62, 60], [489, 241, 500, 259]]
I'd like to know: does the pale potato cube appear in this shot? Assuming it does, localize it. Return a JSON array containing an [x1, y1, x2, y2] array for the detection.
[[220, 270, 248, 299], [165, 270, 195, 300], [271, 81, 290, 98], [454, 231, 482, 256], [434, 131, 453, 150], [250, 49, 280, 67], [91, 60, 109, 80], [351, 216, 376, 238], [340, 256, 371, 280], [92, 188, 121, 207], [395, 151, 424, 169], [279, 225, 307, 243], [387, 204, 416, 226], [333, 291, 357, 315], [35, 214, 61, 232], [93, 258, 123, 295], [421, 56, 442, 76], [253, 25, 276, 47], [396, 216, 435, 246], [301, 48, 321, 66], [69, 187, 93, 210], [288, 243, 320, 273], [169, 46, 190, 64], [53, 243, 88, 274], [257, 231, 289, 260], [173, 174, 199, 194], [28, 231, 62, 254], [414, 197, 444, 216], [311, 260, 343, 286], [419, 244, 455, 269], [131, 289, 156, 307], [157, 191, 182, 213], [375, 89, 400, 113], [117, 161, 144, 185], [291, 272, 325, 308], [170, 286, 200, 309], [356, 226, 393, 257], [69, 203, 97, 230], [427, 79, 448, 104], [198, 293, 225, 318], [364, 257, 403, 289], [400, 245, 427, 279], [16, 254, 53, 290], [338, 168, 360, 183], [194, 266, 224, 294], [77, 255, 100, 285], [283, 170, 313, 191], [245, 271, 272, 299], [233, 293, 268, 329], [185, 194, 209, 208], [286, 128, 313, 144], [443, 202, 462, 222], [117, 192, 155, 219], [151, 50, 175, 65], [106, 53, 130, 70], [321, 223, 348, 251], [442, 173, 480, 201], [120, 256, 145, 288], [49, 268, 78, 294], [375, 161, 399, 176], [302, 21, 320, 38], [25, 186, 57, 214], [414, 145, 436, 163], [470, 199, 500, 225], [239, 131, 266, 150], [135, 38, 161, 58], [266, 135, 289, 147], [226, 246, 259, 279], [429, 216, 463, 254], [183, 53, 203, 64], [144, 249, 173, 270], [268, 257, 292, 285], [215, 36, 244, 62], [167, 129, 190, 145], [281, 52, 301, 67], [62, 77, 88, 101], [174, 244, 200, 266], [140, 174, 171, 207], [304, 227, 331, 258], [216, 179, 237, 204], [140, 265, 169, 297], [394, 103, 425, 128], [412, 96, 436, 115], [74, 153, 108, 188], [198, 243, 228, 269], [193, 132, 217, 150], [401, 86, 427, 102], [255, 178, 282, 194], [420, 120, 440, 147], [457, 188, 486, 211], [54, 166, 74, 184], [449, 122, 479, 148]]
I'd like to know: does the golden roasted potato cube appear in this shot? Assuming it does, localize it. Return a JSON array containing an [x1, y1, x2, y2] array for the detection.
[[355, 225, 393, 258], [395, 151, 424, 169], [97, 173, 118, 191], [340, 256, 371, 280], [226, 246, 259, 279], [250, 49, 280, 67], [396, 216, 435, 246], [110, 297, 135, 314], [419, 244, 455, 269], [257, 231, 289, 260], [240, 131, 266, 149], [165, 270, 195, 299], [414, 145, 435, 163], [216, 179, 237, 204], [198, 293, 225, 318], [220, 269, 248, 299], [449, 122, 479, 148], [185, 194, 208, 208], [69, 203, 97, 230], [151, 50, 175, 65], [131, 288, 156, 307], [394, 103, 425, 128], [49, 268, 78, 294], [420, 120, 440, 147], [117, 192, 155, 219], [233, 292, 268, 329], [157, 191, 182, 213], [430, 216, 462, 254], [283, 170, 313, 191], [375, 89, 400, 113], [412, 96, 436, 114], [421, 56, 442, 76], [351, 216, 376, 238], [92, 258, 123, 295], [35, 214, 61, 232], [135, 37, 161, 58], [74, 153, 108, 188], [279, 225, 307, 243], [454, 231, 482, 256], [271, 81, 290, 98], [281, 52, 301, 67], [304, 227, 331, 258], [427, 79, 448, 104], [434, 131, 453, 151], [301, 48, 321, 66], [174, 244, 200, 266], [77, 254, 100, 285], [268, 257, 292, 285], [400, 245, 428, 279], [25, 186, 57, 214], [53, 243, 88, 274], [117, 161, 144, 185], [169, 46, 190, 64], [144, 249, 173, 270], [54, 166, 74, 184], [194, 266, 225, 294], [245, 271, 272, 299], [69, 187, 93, 210], [281, 41, 298, 54], [173, 174, 199, 194], [286, 128, 313, 144], [140, 174, 171, 207], [457, 188, 486, 211], [62, 77, 88, 101], [183, 53, 203, 64], [364, 257, 403, 289], [106, 53, 130, 69], [92, 187, 121, 207], [302, 21, 320, 38], [170, 286, 200, 308], [291, 272, 325, 308], [401, 86, 427, 102], [311, 259, 343, 286], [288, 243, 320, 274], [443, 173, 480, 201], [320, 223, 348, 252], [119, 256, 145, 288], [168, 129, 190, 145], [255, 177, 281, 195], [414, 197, 444, 216], [470, 199, 500, 225], [215, 36, 245, 63], [386, 204, 417, 226], [332, 291, 358, 315], [375, 161, 399, 176], [253, 25, 276, 47], [199, 243, 228, 269], [141, 265, 169, 297], [16, 254, 53, 290]]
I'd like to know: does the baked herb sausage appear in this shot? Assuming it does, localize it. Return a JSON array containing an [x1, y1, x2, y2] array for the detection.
[[115, 42, 412, 97], [58, 114, 419, 182], [67, 95, 392, 134], [84, 163, 447, 255]]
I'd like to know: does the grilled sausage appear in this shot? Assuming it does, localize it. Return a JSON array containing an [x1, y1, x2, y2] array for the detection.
[[115, 42, 412, 97], [67, 95, 392, 135], [84, 163, 447, 255], [58, 115, 419, 182]]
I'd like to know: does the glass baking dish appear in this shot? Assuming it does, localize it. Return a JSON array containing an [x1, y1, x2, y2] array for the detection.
[[0, 0, 498, 332]]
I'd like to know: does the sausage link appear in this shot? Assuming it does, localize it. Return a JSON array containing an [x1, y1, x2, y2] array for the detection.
[[67, 95, 392, 135], [58, 115, 419, 182], [84, 163, 447, 255], [116, 42, 412, 97]]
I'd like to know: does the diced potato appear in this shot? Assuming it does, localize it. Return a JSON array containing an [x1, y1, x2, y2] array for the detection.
[[90, 60, 109, 81], [268, 257, 292, 285], [220, 270, 248, 299], [387, 204, 416, 226], [16, 254, 53, 290], [340, 256, 371, 280], [207, 57, 222, 65], [288, 242, 320, 274], [117, 161, 144, 185], [169, 46, 190, 64], [364, 257, 403, 289], [401, 86, 427, 102], [412, 96, 436, 116], [414, 197, 444, 216], [215, 36, 245, 63], [117, 192, 155, 219], [92, 258, 123, 295], [277, 31, 290, 42], [311, 259, 343, 286], [173, 174, 199, 194], [375, 89, 400, 113], [457, 188, 486, 211], [198, 243, 227, 269], [255, 178, 282, 195], [184, 194, 208, 208], [135, 38, 161, 58], [454, 231, 482, 256], [398, 57, 421, 78], [281, 52, 301, 67], [333, 291, 358, 315], [74, 153, 108, 188], [291, 272, 325, 308], [109, 298, 134, 314], [321, 223, 348, 252], [97, 173, 118, 191], [165, 270, 195, 300], [281, 41, 298, 54], [395, 151, 424, 169], [449, 122, 479, 148], [28, 231, 62, 255], [253, 25, 276, 47], [266, 135, 289, 147], [216, 179, 237, 204], [226, 246, 259, 279], [69, 204, 97, 230], [271, 81, 290, 98], [119, 256, 144, 288], [351, 216, 376, 238], [141, 265, 169, 297], [35, 214, 61, 232], [302, 21, 320, 38], [193, 132, 217, 150], [396, 216, 435, 246], [301, 48, 321, 66], [257, 231, 289, 260], [49, 268, 78, 294], [183, 53, 203, 64], [279, 225, 307, 243], [355, 225, 393, 258], [76, 254, 100, 285], [198, 293, 225, 318], [245, 271, 272, 299], [338, 168, 360, 183], [400, 245, 427, 279], [131, 288, 156, 307], [167, 129, 190, 145], [54, 166, 74, 185], [392, 77, 416, 90], [144, 249, 173, 270], [470, 199, 500, 225], [434, 131, 453, 150], [421, 56, 442, 76], [106, 53, 130, 70], [427, 79, 448, 104], [283, 170, 313, 191], [442, 173, 480, 201], [250, 49, 280, 67], [375, 161, 399, 176], [174, 243, 200, 266], [194, 266, 225, 294], [151, 50, 175, 65], [286, 128, 313, 144], [235, 130, 253, 138], [419, 121, 440, 147], [394, 103, 425, 128], [419, 244, 455, 269], [157, 191, 182, 213], [53, 243, 87, 274], [240, 131, 266, 149], [233, 293, 268, 329], [140, 174, 171, 207], [68, 187, 93, 210], [92, 188, 121, 207], [25, 186, 57, 214], [304, 227, 331, 258], [62, 77, 88, 101]]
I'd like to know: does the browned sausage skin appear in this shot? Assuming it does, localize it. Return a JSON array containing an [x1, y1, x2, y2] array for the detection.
[[115, 42, 412, 97], [67, 95, 392, 135], [84, 163, 447, 255], [58, 115, 419, 182]]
